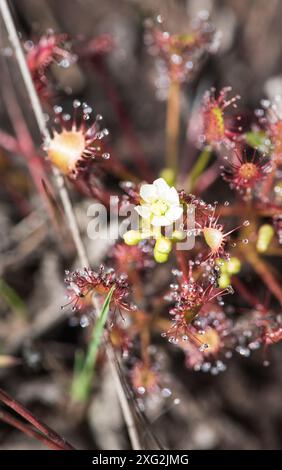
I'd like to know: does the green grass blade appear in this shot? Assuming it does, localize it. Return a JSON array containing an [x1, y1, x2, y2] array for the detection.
[[186, 146, 212, 192], [0, 279, 26, 317], [71, 286, 115, 402]]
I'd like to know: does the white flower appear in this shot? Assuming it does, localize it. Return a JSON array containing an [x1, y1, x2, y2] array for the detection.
[[135, 178, 183, 227]]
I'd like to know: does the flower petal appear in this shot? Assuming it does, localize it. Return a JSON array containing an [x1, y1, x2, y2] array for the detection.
[[135, 205, 151, 219], [154, 178, 179, 204], [151, 215, 171, 227], [153, 178, 170, 197], [140, 184, 157, 203], [166, 186, 180, 205], [165, 205, 183, 222]]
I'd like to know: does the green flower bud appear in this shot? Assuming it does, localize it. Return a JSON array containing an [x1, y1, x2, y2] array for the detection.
[[159, 167, 176, 186], [154, 249, 169, 263], [218, 273, 231, 289], [155, 237, 172, 254], [123, 230, 142, 246], [215, 258, 228, 273], [256, 224, 275, 253], [226, 257, 241, 275], [172, 230, 186, 241]]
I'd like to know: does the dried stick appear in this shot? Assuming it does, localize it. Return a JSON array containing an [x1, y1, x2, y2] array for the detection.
[[0, 409, 66, 450], [0, 388, 74, 449], [0, 0, 141, 450]]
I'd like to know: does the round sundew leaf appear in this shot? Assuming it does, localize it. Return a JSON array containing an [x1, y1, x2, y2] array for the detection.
[[203, 227, 223, 251]]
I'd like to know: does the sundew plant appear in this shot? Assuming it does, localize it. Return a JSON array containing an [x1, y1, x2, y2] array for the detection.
[[0, 0, 281, 451]]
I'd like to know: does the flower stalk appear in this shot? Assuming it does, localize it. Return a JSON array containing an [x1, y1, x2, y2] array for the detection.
[[186, 146, 212, 192], [166, 80, 180, 172]]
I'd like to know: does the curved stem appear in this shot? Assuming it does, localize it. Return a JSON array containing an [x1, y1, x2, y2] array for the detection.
[[231, 276, 261, 308], [166, 80, 180, 172], [186, 146, 212, 193], [242, 248, 282, 305], [92, 57, 153, 182]]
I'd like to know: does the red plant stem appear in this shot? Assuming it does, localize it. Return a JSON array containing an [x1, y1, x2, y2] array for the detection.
[[140, 327, 150, 368], [3, 184, 31, 217], [242, 249, 282, 305], [1, 62, 52, 205], [231, 276, 260, 308], [107, 146, 140, 183], [3, 93, 47, 191], [91, 57, 153, 181], [194, 161, 220, 194], [74, 174, 111, 209], [128, 269, 143, 304], [175, 248, 189, 282], [262, 156, 278, 197], [166, 80, 180, 172], [0, 409, 64, 450], [0, 129, 21, 154], [218, 201, 282, 218], [0, 388, 74, 450]]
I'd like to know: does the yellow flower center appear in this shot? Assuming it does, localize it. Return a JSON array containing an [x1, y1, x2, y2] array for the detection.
[[238, 162, 258, 181], [151, 200, 168, 216], [48, 130, 85, 175]]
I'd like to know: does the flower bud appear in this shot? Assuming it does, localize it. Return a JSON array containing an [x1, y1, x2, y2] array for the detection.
[[123, 230, 142, 246], [155, 236, 172, 254], [153, 248, 169, 263], [216, 258, 228, 273], [256, 224, 274, 253], [218, 272, 231, 289], [159, 167, 176, 186], [172, 230, 186, 241], [226, 257, 241, 275]]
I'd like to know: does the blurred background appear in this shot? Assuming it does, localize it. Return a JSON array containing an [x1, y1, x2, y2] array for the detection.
[[0, 0, 282, 450]]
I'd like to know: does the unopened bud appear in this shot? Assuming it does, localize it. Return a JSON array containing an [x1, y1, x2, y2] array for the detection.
[[123, 230, 142, 246], [155, 237, 172, 254], [218, 273, 231, 289], [226, 257, 241, 275], [256, 224, 274, 253], [216, 258, 228, 273], [154, 249, 169, 263], [172, 230, 186, 241], [159, 167, 176, 186]]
